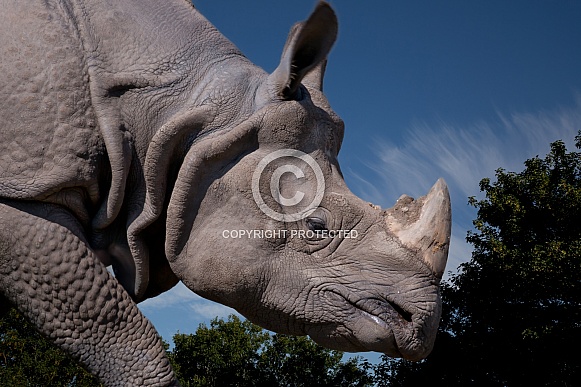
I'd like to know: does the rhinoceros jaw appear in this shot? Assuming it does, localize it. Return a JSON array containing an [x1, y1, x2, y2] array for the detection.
[[384, 179, 451, 279]]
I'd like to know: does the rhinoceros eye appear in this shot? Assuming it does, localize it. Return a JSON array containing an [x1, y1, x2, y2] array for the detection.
[[306, 217, 327, 232]]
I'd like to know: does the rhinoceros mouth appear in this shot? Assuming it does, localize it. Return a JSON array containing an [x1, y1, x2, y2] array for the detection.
[[351, 297, 422, 356], [351, 296, 414, 329], [323, 288, 425, 358], [330, 286, 414, 326]]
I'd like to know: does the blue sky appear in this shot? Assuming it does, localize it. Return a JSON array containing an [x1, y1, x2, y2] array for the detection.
[[141, 0, 581, 363]]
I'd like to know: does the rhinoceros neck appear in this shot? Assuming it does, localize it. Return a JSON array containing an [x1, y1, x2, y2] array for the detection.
[[74, 0, 261, 157], [68, 0, 265, 299], [76, 0, 244, 76]]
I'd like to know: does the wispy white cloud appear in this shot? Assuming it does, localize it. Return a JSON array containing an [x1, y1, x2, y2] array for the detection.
[[140, 281, 199, 309], [187, 299, 240, 321], [345, 98, 581, 274], [140, 282, 240, 339], [141, 282, 239, 319]]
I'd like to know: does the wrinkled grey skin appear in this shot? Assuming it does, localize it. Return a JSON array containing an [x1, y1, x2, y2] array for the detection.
[[0, 1, 451, 385]]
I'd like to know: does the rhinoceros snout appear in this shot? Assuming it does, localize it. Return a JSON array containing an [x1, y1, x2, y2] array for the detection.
[[383, 179, 452, 279]]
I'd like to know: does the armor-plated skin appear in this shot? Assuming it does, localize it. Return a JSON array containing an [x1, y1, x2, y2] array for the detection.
[[0, 1, 451, 385]]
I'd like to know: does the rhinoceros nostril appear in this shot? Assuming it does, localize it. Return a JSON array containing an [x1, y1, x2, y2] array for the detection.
[[388, 300, 413, 323]]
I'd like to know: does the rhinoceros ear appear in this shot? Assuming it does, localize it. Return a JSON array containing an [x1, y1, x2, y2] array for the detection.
[[269, 1, 337, 99], [302, 59, 328, 92]]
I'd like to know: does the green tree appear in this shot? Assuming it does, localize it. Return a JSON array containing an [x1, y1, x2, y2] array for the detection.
[[168, 314, 372, 387], [377, 133, 581, 386], [258, 334, 372, 387], [168, 315, 270, 386], [0, 308, 101, 387]]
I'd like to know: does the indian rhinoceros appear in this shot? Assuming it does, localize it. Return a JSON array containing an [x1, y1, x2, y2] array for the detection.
[[0, 0, 451, 385]]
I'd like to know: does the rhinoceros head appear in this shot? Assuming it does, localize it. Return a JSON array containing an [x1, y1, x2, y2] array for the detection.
[[162, 3, 451, 360]]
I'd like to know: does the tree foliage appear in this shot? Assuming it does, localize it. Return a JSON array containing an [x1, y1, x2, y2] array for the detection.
[[381, 133, 581, 385], [257, 333, 371, 387], [169, 314, 372, 387], [168, 315, 270, 386], [0, 308, 102, 387]]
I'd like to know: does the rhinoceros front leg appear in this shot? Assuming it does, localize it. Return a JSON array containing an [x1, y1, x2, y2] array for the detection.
[[0, 201, 178, 386]]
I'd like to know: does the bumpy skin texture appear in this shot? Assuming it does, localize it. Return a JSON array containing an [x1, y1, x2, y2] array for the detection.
[[0, 201, 175, 386], [0, 0, 451, 385]]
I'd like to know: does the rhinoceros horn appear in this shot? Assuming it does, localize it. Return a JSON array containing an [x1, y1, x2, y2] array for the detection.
[[383, 179, 451, 279]]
